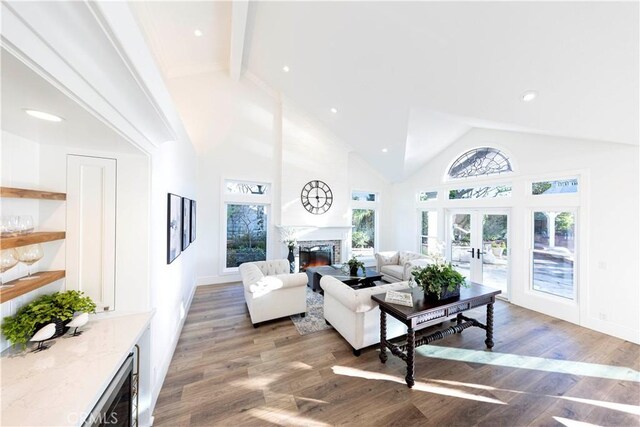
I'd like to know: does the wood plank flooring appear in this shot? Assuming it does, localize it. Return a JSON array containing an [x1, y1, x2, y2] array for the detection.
[[153, 283, 640, 426]]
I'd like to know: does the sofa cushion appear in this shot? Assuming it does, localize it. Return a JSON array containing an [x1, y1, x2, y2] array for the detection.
[[251, 260, 290, 276], [380, 265, 404, 279], [377, 252, 399, 265], [398, 251, 425, 266]]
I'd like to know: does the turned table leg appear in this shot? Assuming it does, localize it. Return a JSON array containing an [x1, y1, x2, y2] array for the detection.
[[406, 327, 415, 388], [379, 310, 388, 363], [485, 302, 494, 349]]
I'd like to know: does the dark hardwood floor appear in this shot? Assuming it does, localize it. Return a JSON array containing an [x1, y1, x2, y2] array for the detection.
[[153, 283, 640, 426]]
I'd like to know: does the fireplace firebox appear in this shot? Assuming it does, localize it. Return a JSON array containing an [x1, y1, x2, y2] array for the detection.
[[299, 245, 334, 271]]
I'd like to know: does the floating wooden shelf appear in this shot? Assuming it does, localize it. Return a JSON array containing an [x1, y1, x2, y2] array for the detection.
[[0, 270, 66, 302], [0, 231, 66, 249], [0, 186, 66, 201]]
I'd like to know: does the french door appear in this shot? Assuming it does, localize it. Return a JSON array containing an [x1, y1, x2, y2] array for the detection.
[[447, 209, 510, 299]]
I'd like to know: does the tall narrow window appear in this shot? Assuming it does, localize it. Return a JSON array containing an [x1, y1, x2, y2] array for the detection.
[[226, 204, 268, 268], [223, 180, 271, 271], [448, 147, 512, 179], [420, 210, 438, 255], [531, 211, 576, 299], [351, 190, 378, 257], [352, 209, 375, 257]]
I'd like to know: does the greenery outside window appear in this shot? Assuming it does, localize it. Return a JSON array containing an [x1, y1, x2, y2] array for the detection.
[[418, 191, 438, 202], [532, 179, 578, 195], [420, 210, 438, 255], [352, 208, 375, 257], [226, 204, 267, 268], [449, 185, 512, 199]]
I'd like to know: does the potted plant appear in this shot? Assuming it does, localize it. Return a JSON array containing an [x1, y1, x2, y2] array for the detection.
[[344, 256, 366, 276], [411, 260, 468, 302], [1, 290, 96, 348]]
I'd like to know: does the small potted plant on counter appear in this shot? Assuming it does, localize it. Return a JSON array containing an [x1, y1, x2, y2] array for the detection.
[[344, 256, 366, 277], [411, 260, 468, 302], [1, 290, 96, 349]]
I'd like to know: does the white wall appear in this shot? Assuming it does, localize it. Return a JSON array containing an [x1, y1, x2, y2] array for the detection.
[[146, 136, 198, 414], [392, 128, 640, 343], [166, 70, 391, 285], [0, 131, 64, 353]]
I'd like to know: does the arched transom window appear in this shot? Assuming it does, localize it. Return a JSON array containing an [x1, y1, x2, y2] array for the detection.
[[448, 147, 512, 179]]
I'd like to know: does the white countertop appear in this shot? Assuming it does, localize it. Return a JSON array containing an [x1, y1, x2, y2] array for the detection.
[[1, 311, 152, 427]]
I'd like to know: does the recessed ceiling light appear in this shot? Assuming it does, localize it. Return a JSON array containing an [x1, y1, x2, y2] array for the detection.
[[382, 148, 388, 153], [24, 109, 63, 122], [521, 90, 537, 102], [330, 107, 338, 114], [282, 65, 290, 73], [194, 29, 203, 37]]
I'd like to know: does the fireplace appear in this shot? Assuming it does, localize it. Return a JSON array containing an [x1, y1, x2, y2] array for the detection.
[[299, 245, 334, 271]]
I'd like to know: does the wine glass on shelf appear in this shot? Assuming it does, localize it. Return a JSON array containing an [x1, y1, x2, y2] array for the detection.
[[1, 216, 19, 237], [18, 216, 34, 234], [16, 244, 44, 281], [0, 249, 19, 287]]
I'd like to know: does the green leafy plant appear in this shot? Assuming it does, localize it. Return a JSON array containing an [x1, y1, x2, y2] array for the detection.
[[343, 256, 366, 275], [1, 290, 96, 347], [411, 262, 468, 299]]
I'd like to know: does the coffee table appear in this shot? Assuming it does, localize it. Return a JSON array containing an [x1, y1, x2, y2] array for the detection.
[[306, 265, 383, 292], [372, 283, 500, 388]]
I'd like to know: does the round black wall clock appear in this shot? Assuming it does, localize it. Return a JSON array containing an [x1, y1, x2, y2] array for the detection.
[[301, 180, 333, 215]]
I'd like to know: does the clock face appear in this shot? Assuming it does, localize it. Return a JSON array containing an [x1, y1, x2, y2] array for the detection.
[[301, 180, 333, 215]]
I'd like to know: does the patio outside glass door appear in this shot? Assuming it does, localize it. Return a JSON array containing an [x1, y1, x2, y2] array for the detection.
[[448, 210, 510, 298]]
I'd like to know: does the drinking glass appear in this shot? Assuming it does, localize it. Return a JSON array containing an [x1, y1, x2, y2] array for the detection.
[[0, 249, 19, 287], [1, 216, 19, 236], [16, 244, 44, 280], [18, 216, 34, 234]]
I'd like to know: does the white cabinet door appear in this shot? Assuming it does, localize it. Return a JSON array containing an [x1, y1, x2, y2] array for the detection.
[[66, 155, 116, 311]]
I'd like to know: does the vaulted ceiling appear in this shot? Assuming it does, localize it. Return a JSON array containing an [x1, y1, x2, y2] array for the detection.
[[131, 1, 639, 182]]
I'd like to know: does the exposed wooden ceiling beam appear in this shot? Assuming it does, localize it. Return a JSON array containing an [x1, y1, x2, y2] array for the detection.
[[230, 0, 249, 81]]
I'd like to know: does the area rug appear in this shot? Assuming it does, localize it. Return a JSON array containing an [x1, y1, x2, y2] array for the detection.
[[290, 288, 333, 335]]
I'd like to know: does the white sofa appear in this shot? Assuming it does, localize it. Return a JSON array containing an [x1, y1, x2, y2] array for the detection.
[[238, 259, 308, 327], [375, 250, 433, 282], [320, 275, 409, 355]]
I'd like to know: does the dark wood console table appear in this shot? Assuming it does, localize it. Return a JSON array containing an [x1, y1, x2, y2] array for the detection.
[[371, 283, 500, 388]]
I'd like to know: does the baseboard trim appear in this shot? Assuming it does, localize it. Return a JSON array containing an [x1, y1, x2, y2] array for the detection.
[[148, 282, 197, 424], [196, 274, 240, 286]]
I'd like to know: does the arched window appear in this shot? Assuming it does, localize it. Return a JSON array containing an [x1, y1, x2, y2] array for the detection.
[[448, 147, 512, 179]]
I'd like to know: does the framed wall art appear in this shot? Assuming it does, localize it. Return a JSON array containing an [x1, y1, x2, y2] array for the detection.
[[167, 193, 182, 264], [190, 200, 196, 243], [182, 197, 191, 251]]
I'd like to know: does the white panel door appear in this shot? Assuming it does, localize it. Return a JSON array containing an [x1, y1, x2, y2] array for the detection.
[[66, 155, 116, 311]]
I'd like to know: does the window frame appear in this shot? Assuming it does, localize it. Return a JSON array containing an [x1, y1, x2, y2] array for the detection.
[[446, 146, 514, 180], [221, 178, 272, 275], [350, 189, 380, 260]]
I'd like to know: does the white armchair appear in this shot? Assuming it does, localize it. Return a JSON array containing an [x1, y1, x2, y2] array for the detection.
[[375, 251, 433, 282], [239, 259, 308, 327], [321, 276, 409, 355]]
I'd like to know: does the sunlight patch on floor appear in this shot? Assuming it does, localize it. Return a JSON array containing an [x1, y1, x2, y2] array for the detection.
[[229, 374, 281, 390], [554, 416, 602, 427], [248, 407, 331, 427], [332, 365, 505, 405], [555, 395, 640, 416], [417, 346, 640, 382], [429, 378, 640, 416], [295, 396, 329, 405]]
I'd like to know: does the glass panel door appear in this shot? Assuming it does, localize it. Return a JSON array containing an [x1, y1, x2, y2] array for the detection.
[[450, 213, 472, 280], [448, 210, 510, 298], [482, 214, 509, 294]]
